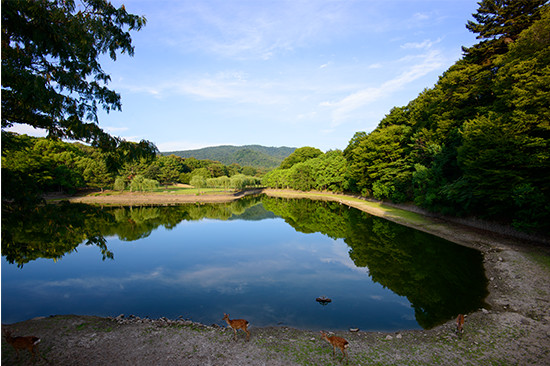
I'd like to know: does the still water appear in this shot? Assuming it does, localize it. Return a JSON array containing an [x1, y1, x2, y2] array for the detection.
[[1, 196, 488, 330]]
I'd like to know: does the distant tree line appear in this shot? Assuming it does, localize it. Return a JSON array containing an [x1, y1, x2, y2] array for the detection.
[[1, 133, 262, 194], [263, 1, 550, 234]]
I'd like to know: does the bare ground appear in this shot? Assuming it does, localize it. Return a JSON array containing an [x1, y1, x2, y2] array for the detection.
[[3, 189, 550, 365]]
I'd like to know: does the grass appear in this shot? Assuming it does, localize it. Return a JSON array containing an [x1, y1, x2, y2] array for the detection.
[[74, 320, 113, 333], [526, 250, 550, 272], [89, 186, 234, 196], [154, 186, 234, 195], [267, 189, 432, 227]]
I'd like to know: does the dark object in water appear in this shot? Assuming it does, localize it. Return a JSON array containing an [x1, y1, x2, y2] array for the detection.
[[316, 296, 332, 304]]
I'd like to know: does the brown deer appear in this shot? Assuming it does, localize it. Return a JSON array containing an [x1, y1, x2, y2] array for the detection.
[[456, 314, 465, 334], [320, 330, 349, 361], [3, 329, 42, 361], [223, 313, 250, 341]]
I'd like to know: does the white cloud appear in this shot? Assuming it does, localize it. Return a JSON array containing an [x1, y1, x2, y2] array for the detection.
[[320, 50, 444, 126], [401, 38, 441, 50], [119, 70, 291, 106], [155, 0, 352, 60], [4, 124, 47, 137], [413, 12, 430, 21]]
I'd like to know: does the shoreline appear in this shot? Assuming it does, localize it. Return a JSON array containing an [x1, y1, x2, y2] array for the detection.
[[3, 189, 550, 364]]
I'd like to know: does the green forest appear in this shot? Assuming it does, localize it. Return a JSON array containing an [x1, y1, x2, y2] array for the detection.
[[2, 0, 549, 234], [264, 1, 550, 234], [164, 145, 296, 170]]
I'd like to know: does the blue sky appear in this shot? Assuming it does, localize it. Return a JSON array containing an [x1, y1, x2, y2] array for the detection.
[[11, 0, 480, 152]]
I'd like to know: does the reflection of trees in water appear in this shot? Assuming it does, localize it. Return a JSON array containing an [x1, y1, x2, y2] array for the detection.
[[1, 201, 114, 267], [1, 196, 267, 267], [2, 195, 488, 328], [262, 196, 488, 329]]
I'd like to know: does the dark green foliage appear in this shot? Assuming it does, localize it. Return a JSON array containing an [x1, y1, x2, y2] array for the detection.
[[263, 197, 488, 328], [1, 201, 114, 267], [344, 124, 414, 201], [1, 0, 152, 149], [2, 133, 87, 194], [342, 2, 550, 233], [1, 196, 266, 266], [1, 133, 120, 195], [464, 0, 548, 64], [164, 145, 296, 170], [1, 134, 266, 199], [1, 0, 158, 212]]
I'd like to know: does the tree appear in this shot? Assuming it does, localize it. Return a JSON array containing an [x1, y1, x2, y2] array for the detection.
[[1, 0, 151, 149], [190, 175, 206, 190], [81, 158, 113, 191], [341, 1, 550, 231], [113, 176, 126, 191], [463, 0, 547, 63], [157, 155, 186, 185], [279, 146, 323, 169], [129, 174, 159, 192]]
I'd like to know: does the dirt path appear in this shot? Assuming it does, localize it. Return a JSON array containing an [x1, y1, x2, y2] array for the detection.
[[3, 189, 550, 365]]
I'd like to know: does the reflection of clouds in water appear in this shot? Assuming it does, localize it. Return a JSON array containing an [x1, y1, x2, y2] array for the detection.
[[29, 258, 291, 296], [21, 267, 168, 298], [320, 239, 370, 275], [28, 237, 371, 297], [398, 299, 412, 308]]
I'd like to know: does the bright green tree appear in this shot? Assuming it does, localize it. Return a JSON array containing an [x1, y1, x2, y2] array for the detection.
[[280, 146, 323, 169]]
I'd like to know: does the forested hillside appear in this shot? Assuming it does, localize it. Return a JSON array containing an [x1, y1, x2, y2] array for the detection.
[[163, 145, 295, 169], [264, 0, 550, 234], [1, 134, 263, 195]]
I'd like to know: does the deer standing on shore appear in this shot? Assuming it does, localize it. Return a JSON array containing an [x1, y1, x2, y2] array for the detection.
[[223, 313, 250, 341], [456, 314, 465, 334], [320, 330, 349, 361], [3, 329, 42, 361]]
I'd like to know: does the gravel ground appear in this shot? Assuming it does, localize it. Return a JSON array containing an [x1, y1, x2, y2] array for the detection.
[[2, 190, 550, 365]]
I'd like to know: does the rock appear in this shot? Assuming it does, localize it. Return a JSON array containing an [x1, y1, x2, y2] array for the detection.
[[385, 335, 393, 340], [396, 333, 402, 339]]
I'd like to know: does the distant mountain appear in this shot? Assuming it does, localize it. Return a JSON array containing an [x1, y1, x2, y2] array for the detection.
[[162, 145, 296, 169]]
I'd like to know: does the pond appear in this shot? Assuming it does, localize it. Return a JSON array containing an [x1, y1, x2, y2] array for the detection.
[[1, 195, 488, 331]]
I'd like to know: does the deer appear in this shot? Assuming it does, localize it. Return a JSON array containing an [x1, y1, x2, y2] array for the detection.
[[320, 330, 349, 362], [223, 313, 250, 341], [3, 329, 42, 361], [456, 314, 465, 334]]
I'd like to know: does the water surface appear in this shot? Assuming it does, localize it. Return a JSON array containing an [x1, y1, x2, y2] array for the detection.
[[1, 196, 488, 330]]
